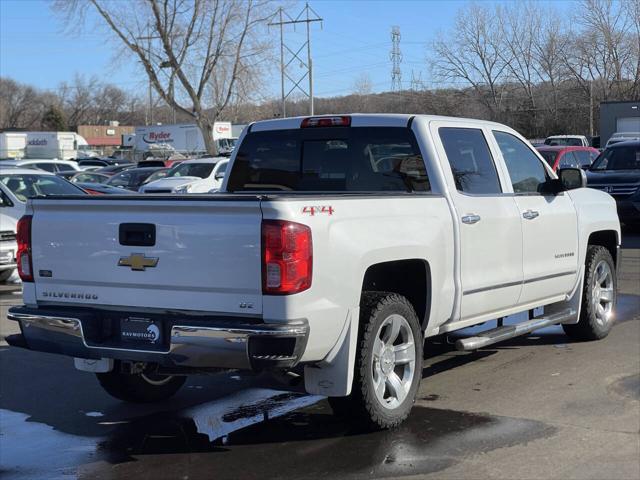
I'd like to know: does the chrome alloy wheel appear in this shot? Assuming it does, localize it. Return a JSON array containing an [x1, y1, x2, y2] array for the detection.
[[141, 373, 175, 386], [592, 260, 614, 326], [371, 314, 416, 410]]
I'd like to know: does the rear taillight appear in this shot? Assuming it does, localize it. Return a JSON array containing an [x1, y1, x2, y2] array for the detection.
[[17, 215, 33, 282], [301, 116, 351, 128], [262, 220, 312, 295]]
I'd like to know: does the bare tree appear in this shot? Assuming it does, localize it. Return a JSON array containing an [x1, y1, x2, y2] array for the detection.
[[353, 73, 373, 96], [563, 0, 638, 100], [532, 10, 570, 125], [431, 3, 510, 119], [56, 0, 272, 155], [499, 2, 540, 112], [0, 78, 42, 129], [59, 75, 101, 127]]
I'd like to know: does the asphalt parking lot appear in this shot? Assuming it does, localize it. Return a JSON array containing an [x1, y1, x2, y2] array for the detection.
[[1, 233, 638, 480]]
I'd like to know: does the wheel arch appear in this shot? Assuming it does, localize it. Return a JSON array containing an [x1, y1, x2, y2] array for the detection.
[[587, 230, 619, 266], [360, 259, 432, 331]]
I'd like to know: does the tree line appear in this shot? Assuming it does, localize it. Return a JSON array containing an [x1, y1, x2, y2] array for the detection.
[[2, 0, 638, 142]]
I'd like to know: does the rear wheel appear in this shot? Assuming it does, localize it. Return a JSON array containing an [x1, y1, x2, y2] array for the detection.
[[96, 363, 186, 403], [563, 245, 616, 341], [328, 292, 423, 429]]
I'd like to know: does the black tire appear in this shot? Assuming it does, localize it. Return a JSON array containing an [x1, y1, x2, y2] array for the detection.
[[328, 292, 423, 430], [96, 364, 186, 403], [563, 245, 616, 341], [0, 269, 13, 283]]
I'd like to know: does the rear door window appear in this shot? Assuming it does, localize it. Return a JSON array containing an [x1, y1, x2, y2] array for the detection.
[[227, 127, 430, 193], [438, 127, 501, 194]]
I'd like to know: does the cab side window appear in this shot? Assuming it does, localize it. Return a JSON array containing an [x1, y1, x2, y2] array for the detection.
[[493, 131, 548, 194], [439, 127, 502, 194]]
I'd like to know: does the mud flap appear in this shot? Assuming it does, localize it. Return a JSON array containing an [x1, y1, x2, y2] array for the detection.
[[304, 308, 359, 397], [545, 268, 584, 325]]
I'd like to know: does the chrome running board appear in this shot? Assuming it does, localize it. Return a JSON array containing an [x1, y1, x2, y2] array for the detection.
[[455, 308, 576, 351]]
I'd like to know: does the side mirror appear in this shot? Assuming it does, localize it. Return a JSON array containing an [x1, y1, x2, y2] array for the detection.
[[215, 172, 225, 180], [558, 167, 587, 190]]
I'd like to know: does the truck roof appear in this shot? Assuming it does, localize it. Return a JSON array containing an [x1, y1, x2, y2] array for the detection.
[[249, 113, 510, 132]]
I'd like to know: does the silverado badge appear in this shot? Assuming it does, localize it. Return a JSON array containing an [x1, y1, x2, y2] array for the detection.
[[118, 253, 159, 271]]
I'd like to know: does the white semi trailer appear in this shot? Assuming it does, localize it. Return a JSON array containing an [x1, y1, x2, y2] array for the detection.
[[24, 132, 91, 160], [0, 132, 27, 159], [134, 122, 234, 154]]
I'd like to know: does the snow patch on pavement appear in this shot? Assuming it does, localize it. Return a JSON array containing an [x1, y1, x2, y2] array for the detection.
[[188, 388, 323, 442], [0, 409, 101, 479]]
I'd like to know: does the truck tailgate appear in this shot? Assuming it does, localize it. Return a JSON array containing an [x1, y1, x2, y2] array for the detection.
[[30, 197, 263, 315]]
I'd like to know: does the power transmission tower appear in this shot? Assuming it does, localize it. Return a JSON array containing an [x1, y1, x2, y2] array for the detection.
[[410, 70, 423, 91], [269, 3, 323, 117], [390, 26, 402, 91]]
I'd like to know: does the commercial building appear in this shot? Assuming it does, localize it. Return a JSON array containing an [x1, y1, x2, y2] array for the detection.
[[599, 101, 640, 146], [76, 122, 134, 153]]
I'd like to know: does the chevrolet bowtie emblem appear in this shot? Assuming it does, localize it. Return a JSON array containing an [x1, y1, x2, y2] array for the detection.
[[118, 253, 159, 271]]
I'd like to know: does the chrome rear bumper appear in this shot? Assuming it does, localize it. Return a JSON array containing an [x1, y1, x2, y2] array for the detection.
[[7, 307, 308, 371]]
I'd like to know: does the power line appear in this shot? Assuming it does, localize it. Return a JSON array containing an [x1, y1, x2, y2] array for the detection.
[[269, 3, 323, 117], [390, 26, 402, 92]]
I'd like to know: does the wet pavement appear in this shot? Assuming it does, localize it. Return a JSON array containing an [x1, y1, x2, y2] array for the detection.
[[1, 232, 639, 479]]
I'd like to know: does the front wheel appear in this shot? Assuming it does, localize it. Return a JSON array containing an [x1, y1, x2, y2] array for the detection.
[[563, 245, 616, 341], [96, 364, 186, 403], [328, 292, 423, 429]]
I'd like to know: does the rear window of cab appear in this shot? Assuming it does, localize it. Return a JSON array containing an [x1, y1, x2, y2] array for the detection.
[[226, 127, 430, 193]]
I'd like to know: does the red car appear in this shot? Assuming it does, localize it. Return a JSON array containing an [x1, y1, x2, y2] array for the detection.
[[535, 145, 600, 171]]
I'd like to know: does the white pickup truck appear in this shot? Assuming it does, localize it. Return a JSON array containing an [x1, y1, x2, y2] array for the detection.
[[7, 115, 620, 429]]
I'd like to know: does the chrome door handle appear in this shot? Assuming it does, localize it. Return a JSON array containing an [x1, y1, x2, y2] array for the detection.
[[461, 214, 481, 224], [523, 210, 539, 220]]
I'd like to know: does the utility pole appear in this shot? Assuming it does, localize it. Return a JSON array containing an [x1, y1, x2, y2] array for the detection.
[[589, 80, 594, 137], [269, 3, 323, 117], [390, 26, 402, 92], [137, 28, 182, 125], [137, 25, 155, 125]]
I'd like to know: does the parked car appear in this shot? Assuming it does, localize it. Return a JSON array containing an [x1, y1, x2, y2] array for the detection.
[[77, 158, 133, 169], [535, 146, 600, 171], [605, 132, 640, 149], [587, 140, 640, 227], [140, 168, 170, 186], [544, 135, 590, 147], [70, 172, 111, 184], [1, 158, 81, 174], [106, 167, 168, 191], [137, 160, 167, 168], [95, 164, 137, 176], [0, 211, 17, 282], [76, 183, 139, 195], [56, 169, 82, 180], [0, 167, 86, 230], [139, 158, 228, 193], [6, 114, 620, 430]]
